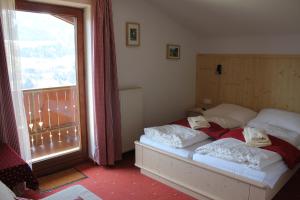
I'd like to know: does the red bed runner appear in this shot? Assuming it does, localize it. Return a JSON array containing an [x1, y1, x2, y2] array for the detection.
[[171, 118, 230, 139], [220, 128, 300, 169]]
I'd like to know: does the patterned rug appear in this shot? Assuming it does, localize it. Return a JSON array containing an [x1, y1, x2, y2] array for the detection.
[[38, 168, 87, 192]]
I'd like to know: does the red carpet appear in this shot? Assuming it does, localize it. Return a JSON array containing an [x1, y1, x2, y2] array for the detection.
[[24, 152, 299, 200]]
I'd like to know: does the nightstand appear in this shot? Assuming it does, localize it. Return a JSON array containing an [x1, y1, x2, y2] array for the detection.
[[186, 107, 205, 117]]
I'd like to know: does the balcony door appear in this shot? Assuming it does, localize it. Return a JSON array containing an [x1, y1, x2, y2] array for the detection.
[[16, 0, 87, 176]]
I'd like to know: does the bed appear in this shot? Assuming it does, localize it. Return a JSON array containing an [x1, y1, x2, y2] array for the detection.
[[135, 105, 300, 200]]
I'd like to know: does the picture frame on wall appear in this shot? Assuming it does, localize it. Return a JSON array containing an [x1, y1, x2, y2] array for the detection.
[[126, 22, 140, 47], [166, 44, 180, 59]]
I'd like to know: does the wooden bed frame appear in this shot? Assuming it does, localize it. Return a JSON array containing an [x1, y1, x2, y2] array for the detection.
[[135, 141, 299, 200]]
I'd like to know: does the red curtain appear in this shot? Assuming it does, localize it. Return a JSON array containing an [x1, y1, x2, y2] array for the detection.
[[0, 17, 21, 155], [92, 0, 122, 165]]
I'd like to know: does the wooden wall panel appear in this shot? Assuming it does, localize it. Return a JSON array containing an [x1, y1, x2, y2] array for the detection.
[[196, 54, 300, 113]]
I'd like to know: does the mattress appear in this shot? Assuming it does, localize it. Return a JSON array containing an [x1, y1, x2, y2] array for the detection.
[[140, 135, 212, 159], [192, 153, 288, 188]]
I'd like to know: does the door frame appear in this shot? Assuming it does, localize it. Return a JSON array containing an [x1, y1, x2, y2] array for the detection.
[[16, 0, 88, 177]]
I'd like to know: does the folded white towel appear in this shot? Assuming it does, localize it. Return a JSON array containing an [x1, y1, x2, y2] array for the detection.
[[187, 115, 210, 129], [243, 127, 271, 148]]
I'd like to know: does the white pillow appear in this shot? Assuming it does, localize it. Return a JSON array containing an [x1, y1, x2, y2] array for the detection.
[[203, 103, 257, 127], [0, 181, 16, 200], [248, 108, 300, 134], [205, 116, 241, 129], [264, 124, 300, 147]]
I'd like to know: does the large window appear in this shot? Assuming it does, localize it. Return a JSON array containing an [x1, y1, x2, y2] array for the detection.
[[16, 0, 87, 175]]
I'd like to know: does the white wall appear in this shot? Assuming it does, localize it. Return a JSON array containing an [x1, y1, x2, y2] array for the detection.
[[112, 0, 200, 126], [198, 34, 300, 54]]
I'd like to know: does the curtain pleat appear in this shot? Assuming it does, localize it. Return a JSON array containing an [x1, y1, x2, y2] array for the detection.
[[0, 17, 21, 155], [92, 0, 122, 165], [0, 0, 31, 164]]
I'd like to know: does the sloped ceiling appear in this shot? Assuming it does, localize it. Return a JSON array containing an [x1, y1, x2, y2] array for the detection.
[[148, 0, 300, 37]]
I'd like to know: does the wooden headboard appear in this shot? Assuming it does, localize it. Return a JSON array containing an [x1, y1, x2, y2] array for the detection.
[[196, 54, 300, 113]]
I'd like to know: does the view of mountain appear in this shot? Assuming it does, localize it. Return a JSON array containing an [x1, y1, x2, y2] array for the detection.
[[16, 11, 76, 90]]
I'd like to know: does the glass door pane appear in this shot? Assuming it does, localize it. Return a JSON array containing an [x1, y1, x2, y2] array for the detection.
[[16, 11, 82, 163]]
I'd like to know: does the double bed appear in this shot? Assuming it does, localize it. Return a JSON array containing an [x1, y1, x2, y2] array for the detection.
[[135, 104, 300, 200]]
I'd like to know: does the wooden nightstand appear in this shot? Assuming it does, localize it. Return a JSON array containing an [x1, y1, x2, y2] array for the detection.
[[186, 107, 205, 117]]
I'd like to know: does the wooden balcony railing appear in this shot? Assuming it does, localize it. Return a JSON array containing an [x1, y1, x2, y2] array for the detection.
[[23, 86, 81, 160]]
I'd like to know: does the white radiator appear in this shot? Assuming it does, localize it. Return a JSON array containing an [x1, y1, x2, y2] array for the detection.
[[119, 88, 144, 153]]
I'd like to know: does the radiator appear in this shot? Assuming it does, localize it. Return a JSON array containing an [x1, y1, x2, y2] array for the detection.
[[119, 87, 144, 153]]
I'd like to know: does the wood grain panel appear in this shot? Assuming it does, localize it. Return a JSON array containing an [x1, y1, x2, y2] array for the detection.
[[196, 54, 300, 113]]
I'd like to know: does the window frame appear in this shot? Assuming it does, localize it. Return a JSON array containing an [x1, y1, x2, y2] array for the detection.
[[16, 0, 88, 177]]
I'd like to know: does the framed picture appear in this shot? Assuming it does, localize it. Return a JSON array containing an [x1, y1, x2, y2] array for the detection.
[[166, 44, 180, 59], [126, 22, 140, 47]]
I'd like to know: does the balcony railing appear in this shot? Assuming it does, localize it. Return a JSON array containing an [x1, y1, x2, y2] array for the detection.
[[23, 86, 81, 162]]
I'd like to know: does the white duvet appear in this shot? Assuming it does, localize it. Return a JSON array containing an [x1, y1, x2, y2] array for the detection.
[[144, 125, 209, 148], [195, 138, 282, 169]]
